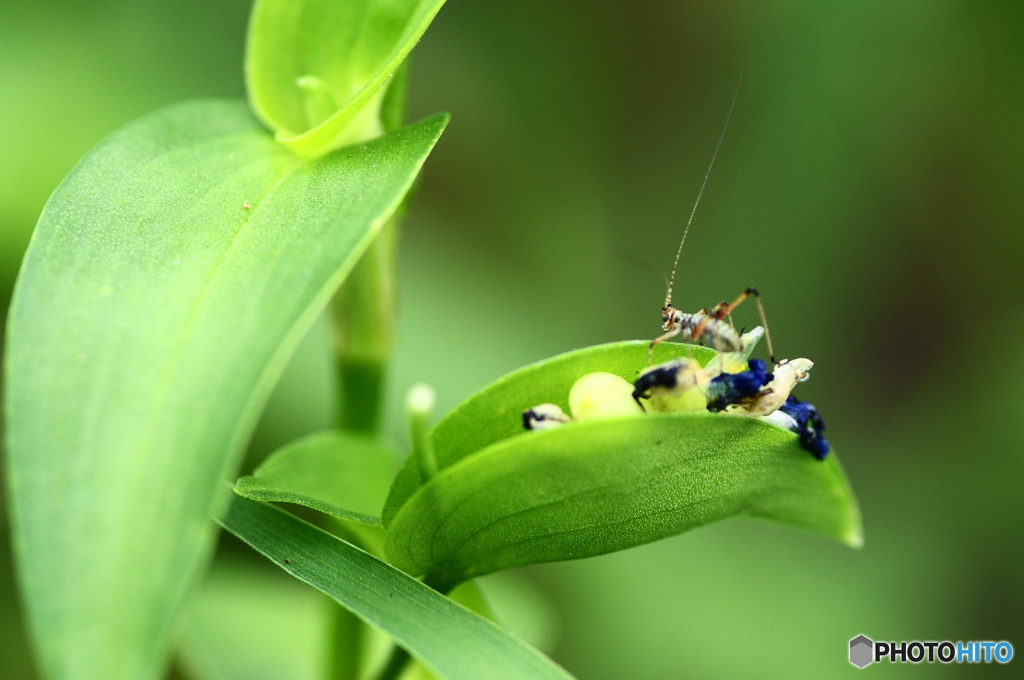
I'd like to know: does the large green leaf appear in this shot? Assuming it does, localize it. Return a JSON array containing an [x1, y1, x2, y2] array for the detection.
[[4, 100, 447, 680], [235, 430, 397, 524], [219, 495, 576, 680], [379, 340, 859, 588], [382, 340, 718, 526], [385, 414, 862, 589], [247, 0, 446, 156]]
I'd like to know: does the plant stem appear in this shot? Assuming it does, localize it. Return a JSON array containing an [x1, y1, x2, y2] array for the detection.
[[329, 59, 408, 433], [328, 56, 412, 680], [331, 219, 396, 432], [373, 645, 413, 680], [325, 602, 365, 680]]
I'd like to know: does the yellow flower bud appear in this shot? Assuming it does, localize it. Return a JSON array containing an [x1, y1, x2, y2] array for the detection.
[[569, 372, 643, 420]]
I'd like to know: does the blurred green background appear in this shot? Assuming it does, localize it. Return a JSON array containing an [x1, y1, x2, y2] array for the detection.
[[2, 1, 1022, 678]]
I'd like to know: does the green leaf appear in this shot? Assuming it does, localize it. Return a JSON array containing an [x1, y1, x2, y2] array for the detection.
[[219, 495, 576, 680], [247, 0, 446, 156], [385, 414, 862, 589], [235, 430, 397, 524], [382, 340, 718, 526], [4, 100, 447, 680]]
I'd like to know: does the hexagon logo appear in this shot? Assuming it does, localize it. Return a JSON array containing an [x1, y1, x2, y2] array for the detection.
[[850, 635, 874, 668]]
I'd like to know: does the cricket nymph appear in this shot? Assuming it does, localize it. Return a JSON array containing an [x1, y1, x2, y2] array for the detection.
[[647, 76, 778, 365], [660, 306, 743, 353]]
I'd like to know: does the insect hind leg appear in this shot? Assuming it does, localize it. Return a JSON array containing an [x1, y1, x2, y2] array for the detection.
[[711, 287, 777, 364]]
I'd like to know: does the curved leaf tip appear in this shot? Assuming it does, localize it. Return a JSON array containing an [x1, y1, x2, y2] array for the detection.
[[246, 0, 447, 156]]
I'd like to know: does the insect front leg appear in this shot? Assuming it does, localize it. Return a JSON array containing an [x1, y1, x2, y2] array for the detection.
[[647, 326, 681, 364]]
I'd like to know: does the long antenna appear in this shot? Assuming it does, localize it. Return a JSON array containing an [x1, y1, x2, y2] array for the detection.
[[664, 70, 744, 308]]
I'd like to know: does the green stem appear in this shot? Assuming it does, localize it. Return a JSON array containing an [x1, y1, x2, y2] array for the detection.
[[327, 56, 412, 680], [331, 219, 396, 432], [373, 645, 412, 680], [325, 603, 366, 680]]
